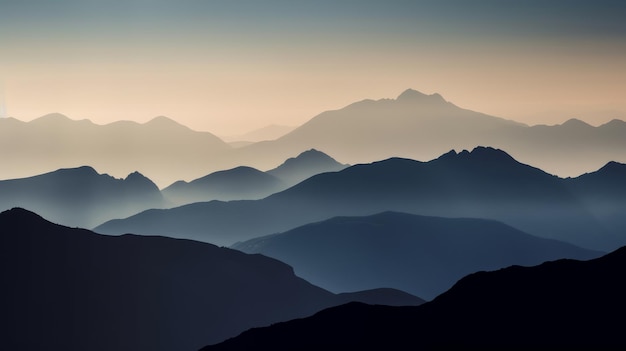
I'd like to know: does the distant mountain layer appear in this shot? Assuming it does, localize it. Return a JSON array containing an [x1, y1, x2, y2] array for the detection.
[[96, 147, 626, 251], [0, 208, 423, 351], [234, 89, 626, 178], [162, 149, 346, 206], [0, 166, 164, 228], [203, 245, 626, 349], [0, 114, 231, 187], [3, 89, 625, 186], [233, 212, 601, 300]]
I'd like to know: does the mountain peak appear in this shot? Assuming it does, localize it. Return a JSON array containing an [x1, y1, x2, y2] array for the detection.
[[144, 116, 189, 129], [561, 118, 591, 128], [31, 113, 72, 124], [396, 89, 446, 103]]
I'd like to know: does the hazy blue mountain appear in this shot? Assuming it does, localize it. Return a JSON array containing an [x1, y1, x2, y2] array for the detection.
[[0, 208, 423, 351], [162, 166, 285, 206], [564, 161, 626, 236], [0, 166, 164, 228], [266, 148, 348, 186], [233, 212, 601, 300], [96, 147, 621, 251], [0, 114, 231, 187], [161, 150, 346, 205], [203, 246, 626, 349]]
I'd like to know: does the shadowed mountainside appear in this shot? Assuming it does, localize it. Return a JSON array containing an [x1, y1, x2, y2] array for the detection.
[[203, 245, 626, 349], [96, 147, 623, 251], [233, 212, 601, 300], [0, 208, 423, 351], [0, 166, 164, 228]]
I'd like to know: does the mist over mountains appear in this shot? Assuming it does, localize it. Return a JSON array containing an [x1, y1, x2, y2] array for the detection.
[[96, 147, 625, 251], [2, 89, 625, 187], [0, 166, 164, 228], [233, 211, 600, 299]]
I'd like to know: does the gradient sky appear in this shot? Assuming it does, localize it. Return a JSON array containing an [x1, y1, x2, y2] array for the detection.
[[1, 0, 625, 135]]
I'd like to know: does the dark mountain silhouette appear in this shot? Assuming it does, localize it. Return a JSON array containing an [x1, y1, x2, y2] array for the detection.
[[564, 161, 626, 236], [267, 148, 348, 186], [162, 166, 285, 206], [0, 208, 423, 351], [96, 147, 621, 251], [161, 150, 346, 205], [0, 166, 164, 228], [0, 114, 231, 187], [233, 212, 600, 300], [203, 245, 626, 349]]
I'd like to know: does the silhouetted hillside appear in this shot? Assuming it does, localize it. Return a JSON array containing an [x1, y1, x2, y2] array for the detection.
[[267, 149, 348, 186], [96, 147, 622, 250], [203, 246, 626, 349], [0, 208, 423, 351], [0, 166, 164, 228], [162, 166, 285, 206], [233, 212, 601, 299]]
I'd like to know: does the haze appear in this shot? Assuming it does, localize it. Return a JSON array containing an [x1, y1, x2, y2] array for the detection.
[[1, 1, 625, 135]]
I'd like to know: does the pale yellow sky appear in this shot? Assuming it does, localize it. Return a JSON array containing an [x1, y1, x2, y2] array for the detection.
[[2, 1, 625, 136]]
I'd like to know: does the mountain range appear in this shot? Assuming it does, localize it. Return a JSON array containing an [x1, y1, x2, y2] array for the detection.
[[2, 89, 625, 187], [0, 166, 164, 228], [0, 208, 423, 351], [232, 211, 601, 300], [96, 147, 625, 251], [204, 244, 626, 349], [0, 114, 231, 187], [162, 149, 346, 206]]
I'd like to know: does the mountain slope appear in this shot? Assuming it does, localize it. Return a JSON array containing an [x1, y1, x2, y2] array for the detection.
[[267, 148, 348, 186], [0, 166, 164, 228], [162, 166, 285, 206], [96, 147, 620, 250], [233, 212, 601, 300], [0, 208, 423, 351], [203, 246, 626, 349]]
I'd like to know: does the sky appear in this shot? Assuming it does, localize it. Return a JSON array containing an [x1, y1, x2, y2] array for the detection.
[[1, 0, 625, 135]]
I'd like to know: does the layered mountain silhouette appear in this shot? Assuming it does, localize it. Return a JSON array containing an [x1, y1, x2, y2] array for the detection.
[[0, 208, 423, 351], [233, 212, 600, 300], [162, 166, 285, 205], [162, 149, 346, 205], [0, 166, 164, 228], [96, 147, 623, 251], [0, 114, 231, 187], [3, 90, 625, 187], [222, 124, 295, 143], [204, 245, 626, 349], [266, 148, 348, 186], [233, 89, 626, 178]]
